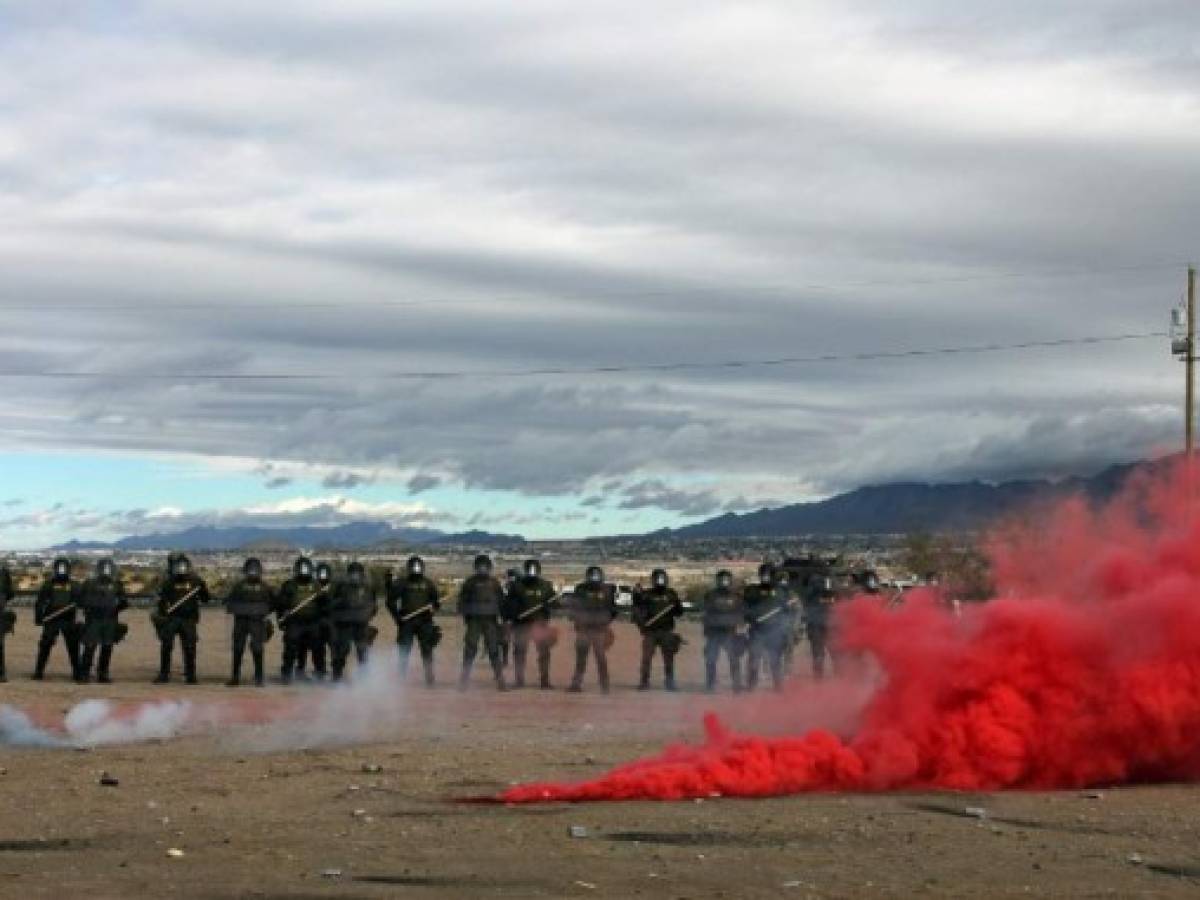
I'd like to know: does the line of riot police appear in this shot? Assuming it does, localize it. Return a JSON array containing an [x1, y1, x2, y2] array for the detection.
[[0, 553, 883, 690]]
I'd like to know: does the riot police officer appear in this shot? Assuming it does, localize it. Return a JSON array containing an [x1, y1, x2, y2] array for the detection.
[[386, 555, 441, 686], [0, 560, 14, 682], [503, 559, 558, 689], [632, 568, 684, 691], [457, 554, 507, 691], [153, 553, 210, 684], [33, 557, 82, 681], [276, 556, 328, 685], [78, 558, 128, 683], [744, 564, 792, 692], [702, 569, 745, 693], [804, 567, 838, 679], [567, 566, 617, 693], [224, 557, 274, 687], [329, 561, 378, 681]]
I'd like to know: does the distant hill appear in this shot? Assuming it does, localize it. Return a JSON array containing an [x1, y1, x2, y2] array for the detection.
[[655, 458, 1164, 539], [52, 521, 525, 552]]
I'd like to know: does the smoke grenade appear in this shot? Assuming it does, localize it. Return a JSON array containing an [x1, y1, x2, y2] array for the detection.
[[501, 459, 1200, 802]]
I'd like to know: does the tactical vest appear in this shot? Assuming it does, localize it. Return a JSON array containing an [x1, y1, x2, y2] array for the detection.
[[82, 579, 123, 615], [228, 580, 272, 618], [160, 577, 204, 620], [459, 575, 503, 617], [42, 581, 76, 617], [392, 577, 437, 618], [636, 588, 680, 633], [570, 583, 614, 628], [280, 580, 324, 625], [745, 585, 790, 631], [703, 589, 743, 629], [331, 584, 376, 624], [509, 578, 555, 623]]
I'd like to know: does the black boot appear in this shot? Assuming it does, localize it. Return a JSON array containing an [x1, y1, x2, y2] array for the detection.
[[79, 645, 95, 683], [0, 641, 6, 682], [32, 642, 51, 680], [422, 656, 435, 687], [664, 657, 677, 692], [97, 646, 114, 684], [184, 646, 198, 684], [252, 650, 264, 687], [227, 657, 241, 687], [153, 642, 171, 683]]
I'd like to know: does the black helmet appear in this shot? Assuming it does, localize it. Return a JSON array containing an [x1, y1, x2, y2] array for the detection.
[[406, 555, 424, 577], [315, 562, 332, 584], [172, 554, 192, 578], [473, 554, 493, 576], [715, 569, 733, 590], [52, 557, 71, 579], [651, 568, 669, 589], [775, 569, 791, 587], [814, 573, 834, 593], [523, 559, 541, 579], [758, 563, 774, 586], [293, 556, 314, 579], [586, 565, 604, 585], [862, 570, 880, 592], [96, 558, 116, 579], [243, 557, 263, 580], [347, 561, 366, 585]]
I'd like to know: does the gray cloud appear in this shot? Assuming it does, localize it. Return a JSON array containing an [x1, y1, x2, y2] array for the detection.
[[0, 1, 1196, 537], [321, 471, 375, 490], [263, 476, 293, 489], [406, 474, 442, 494]]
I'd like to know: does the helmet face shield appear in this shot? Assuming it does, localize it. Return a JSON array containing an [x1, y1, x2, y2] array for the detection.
[[347, 563, 365, 586], [295, 557, 313, 579], [53, 558, 70, 578], [651, 569, 668, 589], [315, 563, 331, 584], [97, 559, 115, 579], [523, 559, 541, 579], [474, 555, 492, 576], [715, 571, 733, 590], [865, 573, 879, 591], [758, 565, 773, 586], [407, 556, 424, 577], [586, 566, 604, 585], [172, 557, 191, 577], [244, 558, 263, 580]]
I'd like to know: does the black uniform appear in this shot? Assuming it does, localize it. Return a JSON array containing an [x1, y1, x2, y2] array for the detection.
[[744, 581, 793, 691], [329, 577, 377, 681], [567, 581, 617, 693], [154, 572, 211, 683], [225, 578, 274, 686], [78, 572, 128, 682], [386, 573, 441, 685], [276, 576, 329, 683], [0, 565, 13, 682], [632, 586, 684, 690], [503, 576, 558, 689], [702, 587, 745, 692], [34, 573, 82, 681], [804, 574, 838, 679], [457, 573, 507, 689]]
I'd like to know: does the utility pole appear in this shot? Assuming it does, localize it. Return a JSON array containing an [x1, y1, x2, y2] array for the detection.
[[1188, 265, 1196, 460]]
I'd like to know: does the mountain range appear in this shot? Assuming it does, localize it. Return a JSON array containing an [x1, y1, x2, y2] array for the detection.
[[53, 522, 525, 552], [654, 458, 1160, 538], [49, 457, 1170, 551]]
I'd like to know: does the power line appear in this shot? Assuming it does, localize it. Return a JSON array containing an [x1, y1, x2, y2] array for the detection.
[[0, 259, 1184, 314], [0, 330, 1169, 382]]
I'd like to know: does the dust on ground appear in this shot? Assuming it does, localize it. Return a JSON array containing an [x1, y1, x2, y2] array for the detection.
[[1, 617, 1198, 898]]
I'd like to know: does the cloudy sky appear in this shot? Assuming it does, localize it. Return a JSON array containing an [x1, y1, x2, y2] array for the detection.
[[0, 1, 1197, 548]]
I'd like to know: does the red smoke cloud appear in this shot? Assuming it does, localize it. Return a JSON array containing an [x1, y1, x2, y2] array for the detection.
[[501, 459, 1200, 802]]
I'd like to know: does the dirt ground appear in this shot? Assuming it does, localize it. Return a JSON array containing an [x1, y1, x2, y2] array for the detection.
[[1, 615, 1199, 899]]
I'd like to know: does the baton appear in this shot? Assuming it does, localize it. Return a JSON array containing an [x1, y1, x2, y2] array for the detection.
[[516, 602, 546, 621], [43, 603, 77, 624], [166, 586, 202, 616], [754, 606, 782, 625], [400, 603, 433, 622], [643, 604, 675, 628]]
